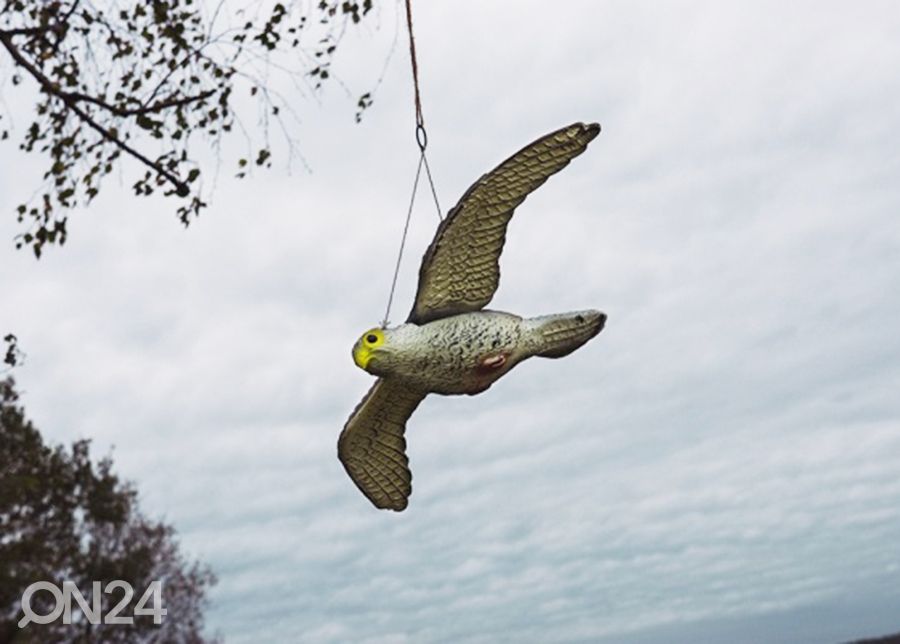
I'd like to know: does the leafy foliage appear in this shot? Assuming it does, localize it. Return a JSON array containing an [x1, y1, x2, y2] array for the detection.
[[0, 377, 218, 642], [0, 0, 375, 257], [2, 333, 23, 369]]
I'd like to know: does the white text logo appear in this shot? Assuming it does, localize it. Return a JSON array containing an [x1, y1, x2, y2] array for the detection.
[[18, 580, 166, 628]]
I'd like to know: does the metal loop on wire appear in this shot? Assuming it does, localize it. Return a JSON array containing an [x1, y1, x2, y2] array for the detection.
[[415, 123, 428, 151]]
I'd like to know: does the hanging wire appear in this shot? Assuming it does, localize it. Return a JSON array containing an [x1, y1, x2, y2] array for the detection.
[[380, 0, 443, 328], [381, 154, 424, 328], [422, 154, 442, 219]]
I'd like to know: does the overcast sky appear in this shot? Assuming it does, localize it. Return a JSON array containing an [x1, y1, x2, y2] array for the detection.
[[2, 1, 900, 642]]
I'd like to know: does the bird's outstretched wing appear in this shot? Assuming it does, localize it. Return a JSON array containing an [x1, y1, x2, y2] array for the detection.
[[407, 122, 601, 325], [338, 378, 427, 511]]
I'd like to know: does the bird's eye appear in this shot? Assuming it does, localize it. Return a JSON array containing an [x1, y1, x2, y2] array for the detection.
[[366, 334, 378, 344]]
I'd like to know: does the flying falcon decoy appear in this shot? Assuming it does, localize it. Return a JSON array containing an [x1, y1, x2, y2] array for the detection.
[[339, 122, 605, 511]]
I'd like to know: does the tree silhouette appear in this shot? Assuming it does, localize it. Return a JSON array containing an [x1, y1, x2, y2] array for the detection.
[[0, 377, 218, 642], [0, 0, 375, 256]]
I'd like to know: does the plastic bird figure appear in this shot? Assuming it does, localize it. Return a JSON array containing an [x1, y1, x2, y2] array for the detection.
[[339, 122, 605, 511]]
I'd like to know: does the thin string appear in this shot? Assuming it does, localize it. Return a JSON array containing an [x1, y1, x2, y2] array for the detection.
[[381, 152, 424, 328], [380, 0, 442, 328], [422, 154, 442, 220]]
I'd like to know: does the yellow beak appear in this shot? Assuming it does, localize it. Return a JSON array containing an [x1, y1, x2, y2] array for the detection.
[[353, 341, 373, 370]]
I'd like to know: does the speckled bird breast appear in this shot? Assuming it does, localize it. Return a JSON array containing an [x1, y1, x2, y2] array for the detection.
[[383, 311, 528, 395]]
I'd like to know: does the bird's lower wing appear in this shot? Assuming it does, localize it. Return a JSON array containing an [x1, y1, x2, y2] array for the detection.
[[338, 378, 427, 511], [407, 122, 601, 324]]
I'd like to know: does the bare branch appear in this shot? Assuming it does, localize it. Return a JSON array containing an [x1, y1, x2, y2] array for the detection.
[[64, 89, 217, 118], [0, 25, 49, 37]]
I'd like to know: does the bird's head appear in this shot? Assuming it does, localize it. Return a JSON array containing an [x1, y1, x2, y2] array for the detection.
[[352, 327, 389, 375]]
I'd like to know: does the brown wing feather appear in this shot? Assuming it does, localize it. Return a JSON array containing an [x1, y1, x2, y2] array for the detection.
[[337, 378, 427, 511], [407, 122, 601, 324]]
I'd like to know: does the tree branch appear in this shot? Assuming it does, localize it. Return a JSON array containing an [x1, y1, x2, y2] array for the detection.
[[0, 26, 49, 37], [0, 32, 191, 196], [63, 89, 216, 118]]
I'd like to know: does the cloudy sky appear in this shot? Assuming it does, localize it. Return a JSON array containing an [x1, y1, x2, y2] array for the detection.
[[3, 1, 900, 642]]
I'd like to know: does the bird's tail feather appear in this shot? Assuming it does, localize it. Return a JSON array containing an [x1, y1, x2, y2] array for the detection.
[[526, 310, 606, 359]]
